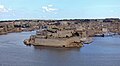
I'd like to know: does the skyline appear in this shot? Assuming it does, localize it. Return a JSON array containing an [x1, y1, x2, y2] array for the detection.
[[0, 0, 120, 20]]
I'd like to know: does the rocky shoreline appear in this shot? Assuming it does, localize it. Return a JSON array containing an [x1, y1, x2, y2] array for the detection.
[[1, 18, 120, 48]]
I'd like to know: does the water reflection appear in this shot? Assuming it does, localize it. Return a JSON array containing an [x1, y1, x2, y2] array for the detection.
[[33, 46, 81, 66], [34, 46, 80, 51]]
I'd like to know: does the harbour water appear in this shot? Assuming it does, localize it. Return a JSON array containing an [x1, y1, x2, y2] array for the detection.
[[0, 31, 120, 66]]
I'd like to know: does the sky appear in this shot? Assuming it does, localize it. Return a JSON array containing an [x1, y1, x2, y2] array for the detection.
[[0, 0, 120, 20]]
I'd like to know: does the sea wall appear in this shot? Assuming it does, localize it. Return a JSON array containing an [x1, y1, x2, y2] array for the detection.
[[24, 37, 84, 48]]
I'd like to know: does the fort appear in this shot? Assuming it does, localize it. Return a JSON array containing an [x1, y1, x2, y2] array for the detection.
[[0, 18, 120, 47]]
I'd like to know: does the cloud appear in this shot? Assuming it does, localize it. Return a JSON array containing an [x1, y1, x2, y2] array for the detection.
[[48, 5, 53, 7], [42, 4, 58, 13], [0, 5, 12, 13]]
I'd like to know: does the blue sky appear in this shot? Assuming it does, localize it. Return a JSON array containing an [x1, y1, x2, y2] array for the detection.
[[0, 0, 120, 20]]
